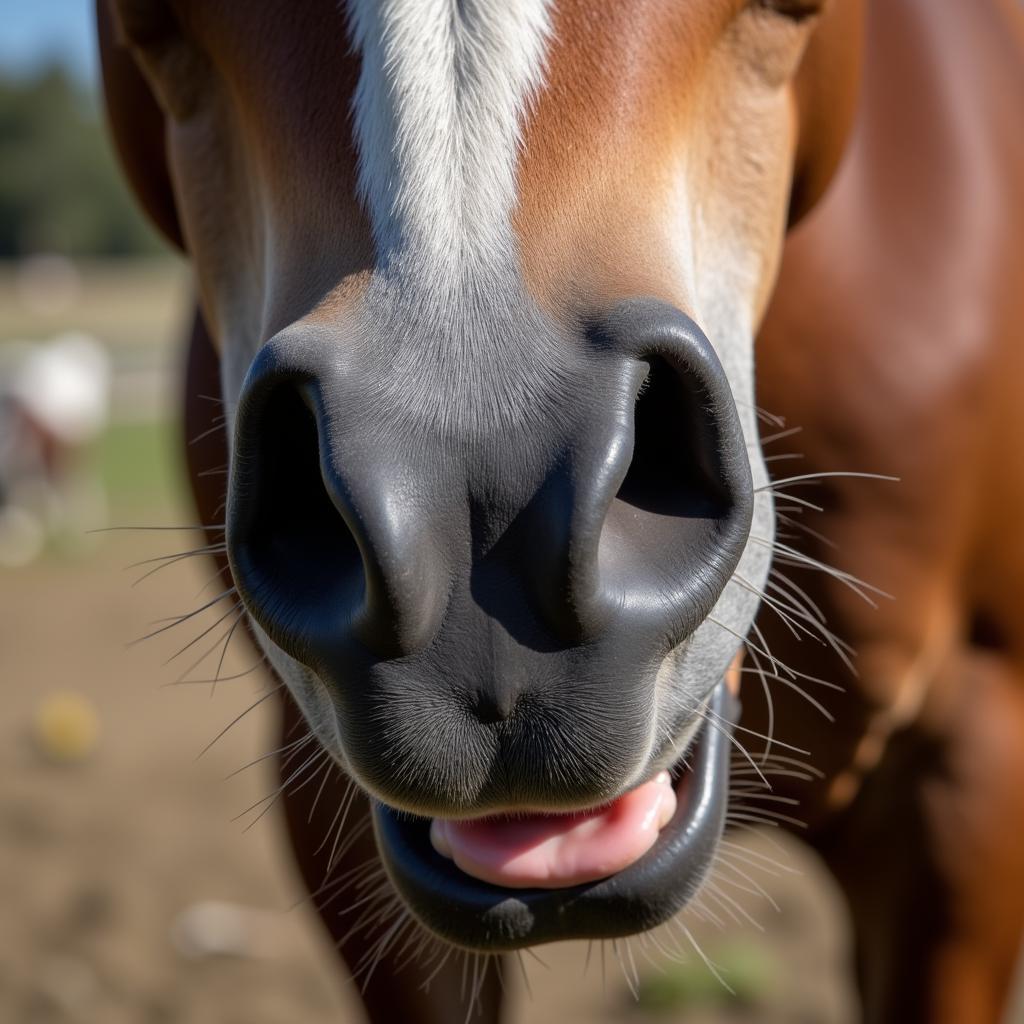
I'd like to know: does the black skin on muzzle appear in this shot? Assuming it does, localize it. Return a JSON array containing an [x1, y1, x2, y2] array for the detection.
[[227, 299, 752, 943]]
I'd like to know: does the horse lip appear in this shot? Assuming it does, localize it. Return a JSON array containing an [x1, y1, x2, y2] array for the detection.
[[370, 682, 738, 951]]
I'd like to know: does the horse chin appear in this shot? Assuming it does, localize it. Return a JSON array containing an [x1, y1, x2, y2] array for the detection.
[[369, 682, 738, 951]]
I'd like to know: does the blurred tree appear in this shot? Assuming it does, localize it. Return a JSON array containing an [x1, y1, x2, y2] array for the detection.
[[0, 66, 167, 258]]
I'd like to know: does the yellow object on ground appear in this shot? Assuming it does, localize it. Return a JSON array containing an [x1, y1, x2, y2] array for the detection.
[[33, 691, 100, 763]]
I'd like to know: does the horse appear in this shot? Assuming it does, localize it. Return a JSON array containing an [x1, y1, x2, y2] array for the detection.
[[97, 0, 1024, 1020]]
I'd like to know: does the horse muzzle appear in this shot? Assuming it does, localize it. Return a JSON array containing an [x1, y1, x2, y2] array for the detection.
[[224, 298, 753, 946]]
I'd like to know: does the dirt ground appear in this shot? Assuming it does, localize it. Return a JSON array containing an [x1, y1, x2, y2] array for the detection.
[[0, 526, 865, 1024]]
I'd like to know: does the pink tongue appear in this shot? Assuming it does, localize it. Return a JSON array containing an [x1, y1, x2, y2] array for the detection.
[[429, 772, 676, 889]]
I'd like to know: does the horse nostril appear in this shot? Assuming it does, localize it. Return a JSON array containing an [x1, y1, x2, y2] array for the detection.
[[582, 303, 754, 643], [228, 335, 450, 667], [228, 381, 365, 659], [617, 355, 731, 520]]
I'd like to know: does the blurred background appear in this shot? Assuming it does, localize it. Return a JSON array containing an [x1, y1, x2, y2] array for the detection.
[[5, 4, 1008, 1023]]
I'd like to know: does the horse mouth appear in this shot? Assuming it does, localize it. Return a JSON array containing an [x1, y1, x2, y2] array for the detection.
[[371, 683, 737, 950]]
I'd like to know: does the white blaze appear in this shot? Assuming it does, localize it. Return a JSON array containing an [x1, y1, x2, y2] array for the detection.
[[347, 0, 553, 280]]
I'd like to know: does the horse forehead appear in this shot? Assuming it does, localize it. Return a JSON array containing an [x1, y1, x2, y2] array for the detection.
[[345, 0, 728, 279]]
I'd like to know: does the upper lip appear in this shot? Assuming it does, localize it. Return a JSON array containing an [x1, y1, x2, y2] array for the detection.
[[369, 682, 739, 950]]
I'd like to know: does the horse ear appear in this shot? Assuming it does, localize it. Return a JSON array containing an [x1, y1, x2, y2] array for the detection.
[[96, 0, 185, 250], [787, 0, 865, 226]]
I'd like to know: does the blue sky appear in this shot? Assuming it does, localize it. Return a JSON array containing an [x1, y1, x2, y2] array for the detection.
[[0, 1, 98, 86]]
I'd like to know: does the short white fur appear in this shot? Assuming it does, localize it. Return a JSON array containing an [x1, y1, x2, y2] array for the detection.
[[346, 0, 554, 281]]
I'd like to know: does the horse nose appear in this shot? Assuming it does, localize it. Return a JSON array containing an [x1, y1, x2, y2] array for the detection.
[[528, 301, 754, 645], [226, 300, 752, 684], [226, 333, 448, 661]]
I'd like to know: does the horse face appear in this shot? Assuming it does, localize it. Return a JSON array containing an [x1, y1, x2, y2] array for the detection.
[[104, 0, 860, 947]]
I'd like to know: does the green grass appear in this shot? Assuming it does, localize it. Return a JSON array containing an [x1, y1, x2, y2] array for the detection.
[[89, 418, 187, 516], [636, 939, 778, 1013]]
